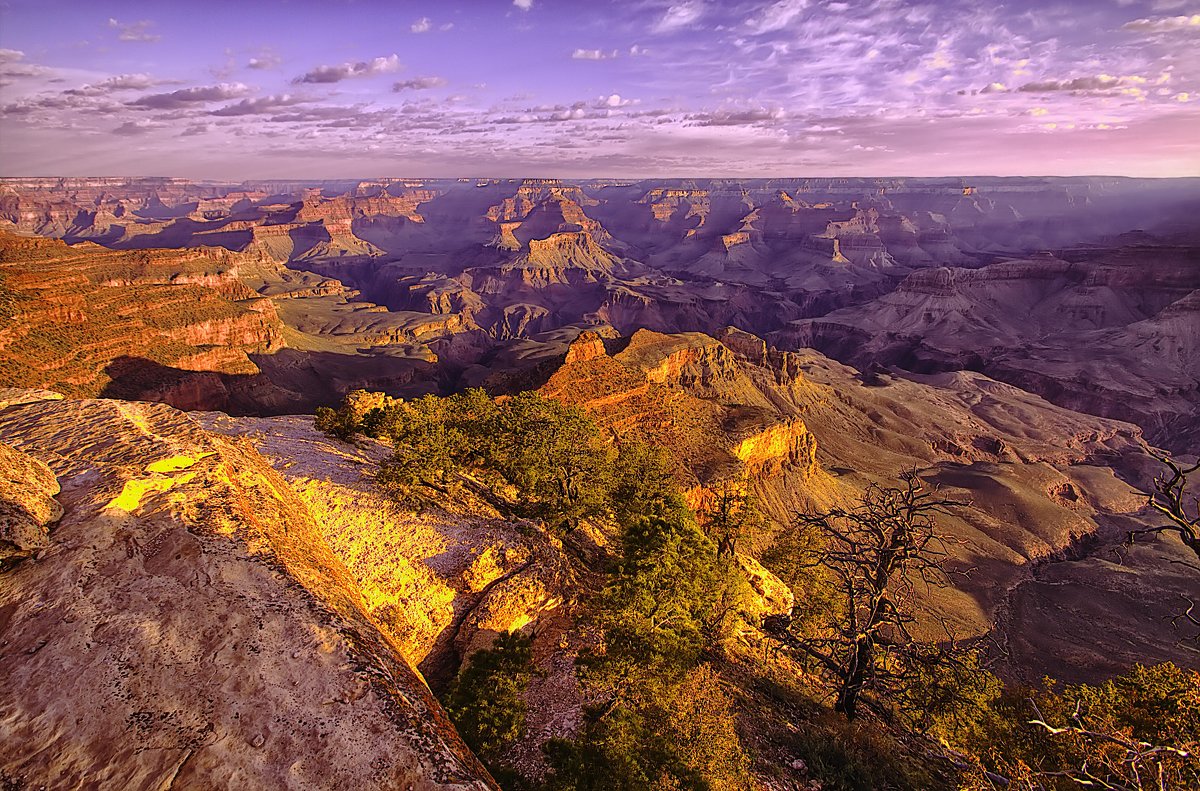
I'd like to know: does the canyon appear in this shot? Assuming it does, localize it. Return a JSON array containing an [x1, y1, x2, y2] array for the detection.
[[4, 175, 1197, 452], [1, 176, 1198, 789]]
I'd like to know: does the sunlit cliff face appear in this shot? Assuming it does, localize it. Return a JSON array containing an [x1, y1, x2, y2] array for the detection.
[[1, 0, 1197, 177]]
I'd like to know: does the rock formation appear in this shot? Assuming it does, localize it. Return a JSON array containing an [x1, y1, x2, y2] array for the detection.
[[194, 411, 577, 687], [0, 393, 496, 789], [538, 327, 1193, 673], [0, 231, 289, 409], [773, 245, 1200, 453], [5, 176, 1198, 437], [0, 437, 61, 564]]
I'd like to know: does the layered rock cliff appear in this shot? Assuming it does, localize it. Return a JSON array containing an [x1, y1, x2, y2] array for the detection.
[[0, 427, 62, 564], [11, 176, 1194, 425], [773, 246, 1200, 453], [0, 231, 290, 410]]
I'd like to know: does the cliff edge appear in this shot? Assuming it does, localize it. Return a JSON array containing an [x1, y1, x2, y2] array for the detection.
[[0, 395, 494, 790]]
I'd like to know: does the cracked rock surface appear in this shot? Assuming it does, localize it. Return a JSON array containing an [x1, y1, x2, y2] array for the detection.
[[0, 396, 493, 790]]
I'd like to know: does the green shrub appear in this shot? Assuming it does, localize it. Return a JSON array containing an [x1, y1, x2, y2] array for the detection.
[[314, 405, 357, 441], [318, 389, 759, 789], [609, 442, 690, 529], [546, 664, 750, 791], [547, 513, 752, 790], [785, 715, 944, 791], [442, 632, 535, 775], [376, 394, 467, 490], [484, 391, 613, 529], [316, 388, 685, 533]]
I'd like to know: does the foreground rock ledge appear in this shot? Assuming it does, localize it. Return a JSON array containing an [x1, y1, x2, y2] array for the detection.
[[0, 396, 493, 790]]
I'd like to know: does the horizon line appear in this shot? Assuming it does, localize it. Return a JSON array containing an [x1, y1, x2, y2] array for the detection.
[[4, 174, 1200, 181]]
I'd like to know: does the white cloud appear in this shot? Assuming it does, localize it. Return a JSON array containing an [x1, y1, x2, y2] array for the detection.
[[293, 54, 401, 84], [3, 0, 1196, 178], [181, 123, 215, 137], [685, 107, 785, 126], [247, 54, 281, 70], [65, 73, 163, 95], [113, 119, 165, 136], [745, 0, 808, 35], [927, 41, 952, 70], [0, 49, 53, 80], [572, 48, 617, 60], [654, 1, 705, 33], [393, 76, 448, 91], [1122, 14, 1200, 32], [411, 17, 432, 33], [210, 94, 312, 116], [514, 0, 534, 10], [129, 83, 251, 109], [1018, 75, 1124, 92], [600, 93, 633, 107]]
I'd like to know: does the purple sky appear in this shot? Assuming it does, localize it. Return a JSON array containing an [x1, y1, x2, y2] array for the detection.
[[1, 0, 1197, 177]]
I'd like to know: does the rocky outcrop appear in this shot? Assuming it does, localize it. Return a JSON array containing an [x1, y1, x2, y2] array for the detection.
[[192, 408, 609, 782], [732, 417, 818, 478], [517, 231, 621, 275], [636, 187, 710, 226], [0, 387, 64, 410], [0, 441, 61, 564], [615, 329, 742, 389], [562, 331, 608, 364], [541, 329, 826, 498], [539, 327, 1174, 665], [195, 412, 578, 686], [0, 395, 495, 789], [735, 553, 794, 623]]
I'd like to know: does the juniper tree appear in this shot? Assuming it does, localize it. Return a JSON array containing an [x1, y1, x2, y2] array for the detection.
[[765, 472, 966, 720]]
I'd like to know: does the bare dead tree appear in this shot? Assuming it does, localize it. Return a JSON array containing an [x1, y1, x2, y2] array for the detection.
[[763, 471, 967, 719], [1024, 699, 1198, 791], [700, 478, 764, 557], [1171, 595, 1200, 647], [1128, 454, 1200, 563], [953, 697, 1198, 791], [1126, 454, 1200, 646]]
